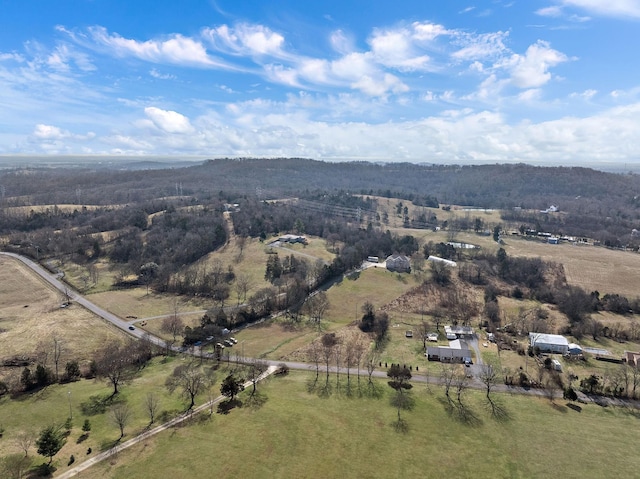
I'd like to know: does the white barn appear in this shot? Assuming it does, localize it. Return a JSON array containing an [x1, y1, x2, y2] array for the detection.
[[529, 333, 569, 354]]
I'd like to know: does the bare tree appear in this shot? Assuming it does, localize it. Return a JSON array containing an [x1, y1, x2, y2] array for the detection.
[[417, 320, 431, 351], [352, 335, 367, 389], [95, 341, 135, 397], [480, 363, 498, 403], [440, 364, 456, 404], [334, 340, 343, 388], [14, 430, 34, 457], [1, 453, 31, 479], [161, 313, 184, 346], [247, 358, 269, 396], [454, 369, 469, 404], [166, 362, 210, 410], [321, 333, 337, 386], [304, 292, 330, 329], [308, 340, 322, 385], [366, 350, 379, 386], [52, 336, 63, 382], [144, 392, 160, 425], [110, 403, 132, 440], [235, 273, 252, 305], [631, 364, 640, 399]]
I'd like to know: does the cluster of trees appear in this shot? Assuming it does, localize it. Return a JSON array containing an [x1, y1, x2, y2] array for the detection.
[[358, 302, 390, 348]]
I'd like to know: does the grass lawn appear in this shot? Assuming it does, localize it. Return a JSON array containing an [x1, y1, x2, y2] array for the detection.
[[74, 370, 640, 479], [0, 356, 235, 476], [324, 267, 419, 327]]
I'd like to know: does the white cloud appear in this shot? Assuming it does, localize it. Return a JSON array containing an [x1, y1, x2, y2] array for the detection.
[[411, 22, 450, 41], [204, 23, 287, 57], [368, 27, 431, 71], [570, 88, 597, 99], [560, 0, 640, 18], [536, 6, 565, 17], [451, 31, 510, 61], [87, 26, 233, 69], [33, 124, 69, 140], [144, 107, 193, 133], [500, 40, 569, 88], [149, 68, 176, 80], [329, 30, 354, 54]]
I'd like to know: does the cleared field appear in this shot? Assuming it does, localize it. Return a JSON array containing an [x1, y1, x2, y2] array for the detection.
[[504, 236, 640, 297], [74, 371, 640, 479], [0, 256, 127, 375], [324, 267, 419, 326]]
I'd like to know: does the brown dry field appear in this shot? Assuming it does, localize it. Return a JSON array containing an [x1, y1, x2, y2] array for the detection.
[[503, 236, 640, 297], [0, 256, 127, 378]]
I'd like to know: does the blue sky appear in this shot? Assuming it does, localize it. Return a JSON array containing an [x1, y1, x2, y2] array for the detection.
[[1, 0, 639, 164]]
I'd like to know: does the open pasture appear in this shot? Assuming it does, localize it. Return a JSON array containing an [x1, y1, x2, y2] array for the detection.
[[75, 370, 640, 479], [0, 256, 126, 374]]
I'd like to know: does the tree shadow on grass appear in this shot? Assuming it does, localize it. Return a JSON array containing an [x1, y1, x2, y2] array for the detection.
[[362, 382, 384, 399], [217, 398, 242, 415], [30, 463, 56, 477], [245, 391, 268, 410], [550, 402, 568, 413], [485, 397, 512, 423], [438, 396, 482, 427], [566, 402, 582, 413], [80, 393, 123, 416], [392, 417, 409, 434]]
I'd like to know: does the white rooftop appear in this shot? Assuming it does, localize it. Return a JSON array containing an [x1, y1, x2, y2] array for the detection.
[[529, 333, 568, 346]]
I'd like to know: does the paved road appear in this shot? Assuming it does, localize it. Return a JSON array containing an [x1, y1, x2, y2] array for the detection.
[[4, 251, 639, 408], [0, 252, 166, 347]]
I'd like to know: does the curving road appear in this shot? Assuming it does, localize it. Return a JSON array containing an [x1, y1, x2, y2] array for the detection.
[[5, 251, 640, 407]]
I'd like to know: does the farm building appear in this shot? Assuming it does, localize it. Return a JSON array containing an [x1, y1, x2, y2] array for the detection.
[[445, 325, 474, 338], [278, 234, 308, 244], [386, 254, 411, 273], [427, 255, 457, 267], [568, 343, 583, 356], [426, 339, 472, 363], [624, 351, 640, 366], [529, 333, 569, 354]]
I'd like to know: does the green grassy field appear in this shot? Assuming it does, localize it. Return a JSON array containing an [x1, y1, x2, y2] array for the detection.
[[70, 370, 640, 479], [0, 356, 236, 476]]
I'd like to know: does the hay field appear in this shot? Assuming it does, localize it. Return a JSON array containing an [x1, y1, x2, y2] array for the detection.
[[503, 237, 640, 297], [0, 256, 127, 374]]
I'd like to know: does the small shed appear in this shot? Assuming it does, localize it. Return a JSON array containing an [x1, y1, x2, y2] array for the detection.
[[552, 359, 562, 371], [567, 343, 583, 356]]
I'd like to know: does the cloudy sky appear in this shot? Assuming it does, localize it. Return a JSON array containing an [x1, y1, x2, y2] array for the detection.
[[1, 0, 639, 165]]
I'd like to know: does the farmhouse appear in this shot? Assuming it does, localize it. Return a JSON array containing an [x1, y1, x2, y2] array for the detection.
[[278, 234, 308, 244], [529, 332, 569, 354], [426, 338, 472, 363], [386, 254, 411, 273]]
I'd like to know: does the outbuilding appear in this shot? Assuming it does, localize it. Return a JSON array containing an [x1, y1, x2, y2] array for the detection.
[[529, 332, 569, 354]]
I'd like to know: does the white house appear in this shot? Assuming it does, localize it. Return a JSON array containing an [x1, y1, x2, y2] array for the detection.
[[529, 332, 569, 354], [386, 254, 411, 273], [426, 338, 473, 363]]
